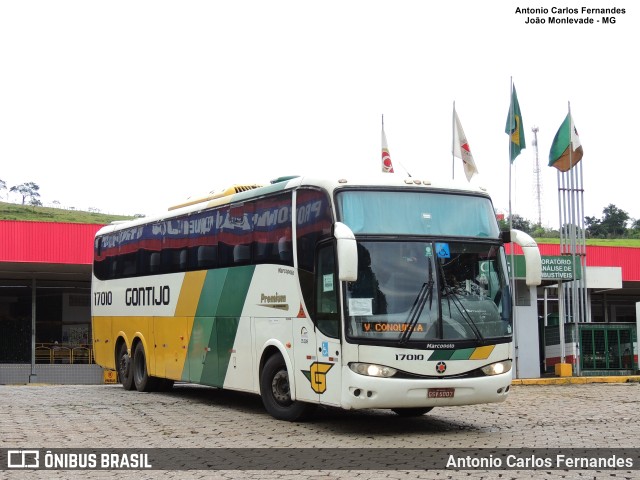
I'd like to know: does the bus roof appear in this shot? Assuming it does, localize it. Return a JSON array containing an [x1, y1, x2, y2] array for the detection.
[[95, 174, 492, 237]]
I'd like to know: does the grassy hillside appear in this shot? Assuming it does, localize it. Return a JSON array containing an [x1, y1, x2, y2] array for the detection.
[[0, 201, 135, 224], [534, 237, 640, 247]]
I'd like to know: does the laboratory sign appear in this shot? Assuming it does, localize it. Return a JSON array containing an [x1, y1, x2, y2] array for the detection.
[[510, 255, 581, 281]]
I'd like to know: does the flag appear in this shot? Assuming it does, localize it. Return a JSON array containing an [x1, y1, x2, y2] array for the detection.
[[549, 113, 583, 172], [452, 110, 478, 181], [381, 125, 394, 173], [505, 85, 526, 162]]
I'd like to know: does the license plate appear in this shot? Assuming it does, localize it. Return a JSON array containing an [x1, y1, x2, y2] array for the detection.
[[428, 388, 455, 398]]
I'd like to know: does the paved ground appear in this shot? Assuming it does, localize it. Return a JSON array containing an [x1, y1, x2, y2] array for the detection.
[[1, 381, 639, 479]]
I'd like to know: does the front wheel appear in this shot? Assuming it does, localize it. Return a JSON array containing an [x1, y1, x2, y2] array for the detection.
[[260, 354, 316, 421], [391, 407, 433, 417], [117, 342, 135, 391]]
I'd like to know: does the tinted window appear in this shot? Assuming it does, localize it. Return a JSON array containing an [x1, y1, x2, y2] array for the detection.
[[93, 191, 294, 280]]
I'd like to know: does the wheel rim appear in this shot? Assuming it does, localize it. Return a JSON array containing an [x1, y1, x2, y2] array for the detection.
[[271, 369, 291, 405], [119, 349, 130, 378]]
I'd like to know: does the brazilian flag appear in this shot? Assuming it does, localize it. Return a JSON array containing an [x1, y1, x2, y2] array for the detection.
[[505, 85, 526, 163]]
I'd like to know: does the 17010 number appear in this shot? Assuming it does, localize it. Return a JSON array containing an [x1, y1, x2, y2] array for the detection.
[[395, 354, 424, 361]]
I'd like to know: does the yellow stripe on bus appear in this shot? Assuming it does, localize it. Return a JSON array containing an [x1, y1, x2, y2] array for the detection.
[[176, 271, 208, 317], [469, 345, 495, 360]]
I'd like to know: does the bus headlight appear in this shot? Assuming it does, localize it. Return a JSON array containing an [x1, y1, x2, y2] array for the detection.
[[481, 360, 512, 376], [349, 362, 397, 378]]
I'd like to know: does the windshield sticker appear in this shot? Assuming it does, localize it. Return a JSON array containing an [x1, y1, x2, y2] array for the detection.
[[349, 298, 373, 316], [323, 274, 334, 292], [425, 245, 433, 257], [435, 243, 450, 258]]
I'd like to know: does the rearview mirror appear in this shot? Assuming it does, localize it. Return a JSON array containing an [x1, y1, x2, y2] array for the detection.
[[334, 222, 358, 282]]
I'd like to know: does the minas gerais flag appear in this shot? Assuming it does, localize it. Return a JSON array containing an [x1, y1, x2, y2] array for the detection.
[[549, 113, 583, 172], [505, 85, 526, 162], [452, 109, 478, 181]]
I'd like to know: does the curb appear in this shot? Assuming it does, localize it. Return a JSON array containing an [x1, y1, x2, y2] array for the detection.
[[512, 375, 640, 385]]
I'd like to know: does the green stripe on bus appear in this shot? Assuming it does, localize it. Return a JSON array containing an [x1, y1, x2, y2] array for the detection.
[[428, 347, 493, 361], [449, 348, 476, 360], [428, 350, 454, 361], [186, 266, 256, 386]]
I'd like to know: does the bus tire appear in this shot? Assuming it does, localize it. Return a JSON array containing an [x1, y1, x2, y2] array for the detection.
[[117, 342, 135, 391], [391, 407, 433, 417], [132, 342, 157, 392], [260, 354, 316, 422]]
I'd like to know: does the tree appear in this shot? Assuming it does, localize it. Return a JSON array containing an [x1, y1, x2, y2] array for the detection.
[[585, 216, 603, 238], [509, 214, 533, 234], [0, 179, 6, 200], [585, 204, 630, 238], [601, 204, 629, 237], [10, 182, 41, 205]]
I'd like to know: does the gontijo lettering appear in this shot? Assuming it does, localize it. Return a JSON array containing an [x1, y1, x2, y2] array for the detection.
[[125, 286, 170, 306]]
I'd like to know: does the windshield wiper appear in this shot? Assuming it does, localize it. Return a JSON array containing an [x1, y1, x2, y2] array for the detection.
[[439, 262, 484, 342], [399, 262, 434, 345]]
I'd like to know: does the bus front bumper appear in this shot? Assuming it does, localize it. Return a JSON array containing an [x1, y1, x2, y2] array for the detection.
[[340, 366, 512, 410]]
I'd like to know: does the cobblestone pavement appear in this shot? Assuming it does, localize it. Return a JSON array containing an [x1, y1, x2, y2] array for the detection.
[[1, 382, 639, 479]]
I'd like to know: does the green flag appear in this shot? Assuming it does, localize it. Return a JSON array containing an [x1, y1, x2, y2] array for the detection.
[[505, 85, 526, 162], [549, 113, 583, 172]]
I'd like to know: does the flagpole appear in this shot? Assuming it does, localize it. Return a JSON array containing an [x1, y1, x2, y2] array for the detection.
[[507, 76, 518, 379], [452, 101, 456, 180], [567, 101, 586, 376], [568, 101, 580, 373], [508, 77, 513, 234]]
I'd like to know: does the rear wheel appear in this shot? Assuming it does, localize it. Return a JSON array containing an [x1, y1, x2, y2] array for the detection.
[[391, 407, 433, 417], [132, 342, 157, 392], [260, 354, 316, 421], [117, 342, 135, 391]]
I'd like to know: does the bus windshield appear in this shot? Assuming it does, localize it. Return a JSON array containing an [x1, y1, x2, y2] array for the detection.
[[336, 190, 500, 237], [344, 241, 511, 344]]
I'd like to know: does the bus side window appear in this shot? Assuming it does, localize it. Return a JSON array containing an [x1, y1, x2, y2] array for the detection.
[[315, 244, 339, 338], [197, 245, 217, 269], [233, 244, 251, 265], [149, 252, 161, 274], [178, 249, 188, 270], [278, 237, 292, 263]]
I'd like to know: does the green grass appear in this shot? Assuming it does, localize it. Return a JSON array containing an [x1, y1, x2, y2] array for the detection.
[[533, 237, 640, 247], [0, 201, 135, 224]]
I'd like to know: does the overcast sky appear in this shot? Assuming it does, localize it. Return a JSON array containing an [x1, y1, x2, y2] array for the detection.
[[0, 1, 636, 227]]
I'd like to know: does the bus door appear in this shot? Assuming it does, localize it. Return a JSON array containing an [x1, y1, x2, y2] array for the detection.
[[291, 244, 342, 406], [312, 244, 342, 407], [291, 315, 342, 407]]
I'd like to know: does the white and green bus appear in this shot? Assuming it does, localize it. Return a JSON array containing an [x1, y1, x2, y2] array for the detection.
[[92, 174, 519, 421]]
